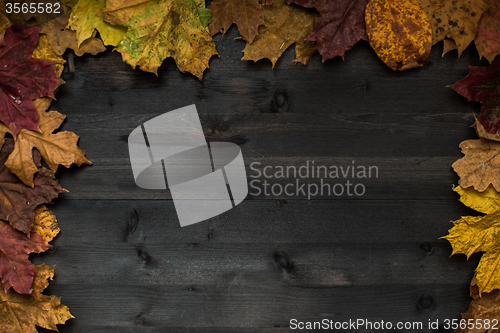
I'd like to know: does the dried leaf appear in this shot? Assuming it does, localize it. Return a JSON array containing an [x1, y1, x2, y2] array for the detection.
[[0, 138, 65, 235], [40, 11, 106, 56], [443, 185, 500, 294], [365, 0, 432, 71], [4, 97, 91, 188], [458, 288, 500, 333], [32, 34, 65, 76], [0, 11, 10, 35], [0, 264, 73, 332], [67, 0, 127, 46], [418, 0, 489, 57], [0, 221, 49, 294], [33, 205, 59, 243], [475, 0, 500, 63], [102, 0, 218, 78], [241, 0, 316, 67], [451, 56, 500, 140], [453, 139, 500, 192], [286, 0, 367, 61], [0, 23, 62, 136], [209, 0, 265, 43]]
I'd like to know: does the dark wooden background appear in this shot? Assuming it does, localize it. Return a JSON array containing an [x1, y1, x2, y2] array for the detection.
[[32, 20, 491, 333]]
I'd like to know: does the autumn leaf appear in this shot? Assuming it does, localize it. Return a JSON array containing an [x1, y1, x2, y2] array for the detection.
[[286, 0, 367, 61], [365, 0, 432, 71], [209, 0, 265, 43], [33, 34, 66, 77], [452, 139, 500, 192], [0, 264, 73, 332], [475, 0, 500, 63], [0, 221, 49, 294], [40, 10, 106, 57], [1, 97, 91, 188], [418, 0, 489, 57], [0, 138, 65, 235], [67, 0, 127, 46], [241, 0, 316, 67], [451, 57, 500, 140], [101, 0, 218, 78], [458, 288, 500, 333], [33, 205, 59, 243], [0, 23, 63, 136], [443, 185, 500, 294]]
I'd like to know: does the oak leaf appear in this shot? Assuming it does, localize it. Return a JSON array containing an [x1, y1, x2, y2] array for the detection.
[[0, 23, 62, 136], [0, 264, 73, 332], [67, 0, 127, 46], [209, 0, 265, 43], [40, 10, 106, 56], [2, 97, 91, 188], [286, 0, 367, 61], [452, 139, 500, 192], [418, 0, 489, 57], [365, 0, 432, 71], [0, 138, 65, 235], [241, 0, 316, 67], [451, 57, 500, 141], [101, 0, 218, 78], [443, 185, 500, 294], [475, 0, 500, 63]]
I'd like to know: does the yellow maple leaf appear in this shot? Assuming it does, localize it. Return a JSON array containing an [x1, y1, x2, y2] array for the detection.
[[241, 0, 316, 67], [0, 264, 73, 333], [101, 0, 218, 78], [1, 98, 91, 188], [443, 185, 500, 295], [67, 0, 127, 46]]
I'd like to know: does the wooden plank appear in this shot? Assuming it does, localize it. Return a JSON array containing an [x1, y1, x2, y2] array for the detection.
[[46, 199, 471, 244], [32, 242, 478, 287], [37, 284, 470, 330]]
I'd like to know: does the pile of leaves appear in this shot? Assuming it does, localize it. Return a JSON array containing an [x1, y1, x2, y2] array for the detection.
[[0, 21, 90, 333], [1, 0, 500, 331]]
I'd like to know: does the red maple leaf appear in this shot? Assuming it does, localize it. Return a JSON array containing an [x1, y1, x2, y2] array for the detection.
[[286, 0, 368, 61], [452, 56, 500, 137], [0, 221, 49, 294], [0, 23, 62, 137]]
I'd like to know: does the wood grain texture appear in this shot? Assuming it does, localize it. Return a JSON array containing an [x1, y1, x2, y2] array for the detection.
[[35, 23, 489, 332]]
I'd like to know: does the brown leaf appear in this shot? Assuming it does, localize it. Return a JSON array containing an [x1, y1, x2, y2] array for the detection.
[[0, 221, 49, 294], [40, 11, 106, 56], [209, 0, 266, 43], [4, 97, 91, 187], [452, 139, 500, 192], [241, 0, 316, 67], [418, 0, 489, 57], [475, 0, 500, 63], [0, 138, 65, 235], [365, 0, 432, 71], [458, 288, 500, 333], [286, 0, 367, 61], [0, 264, 73, 332]]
